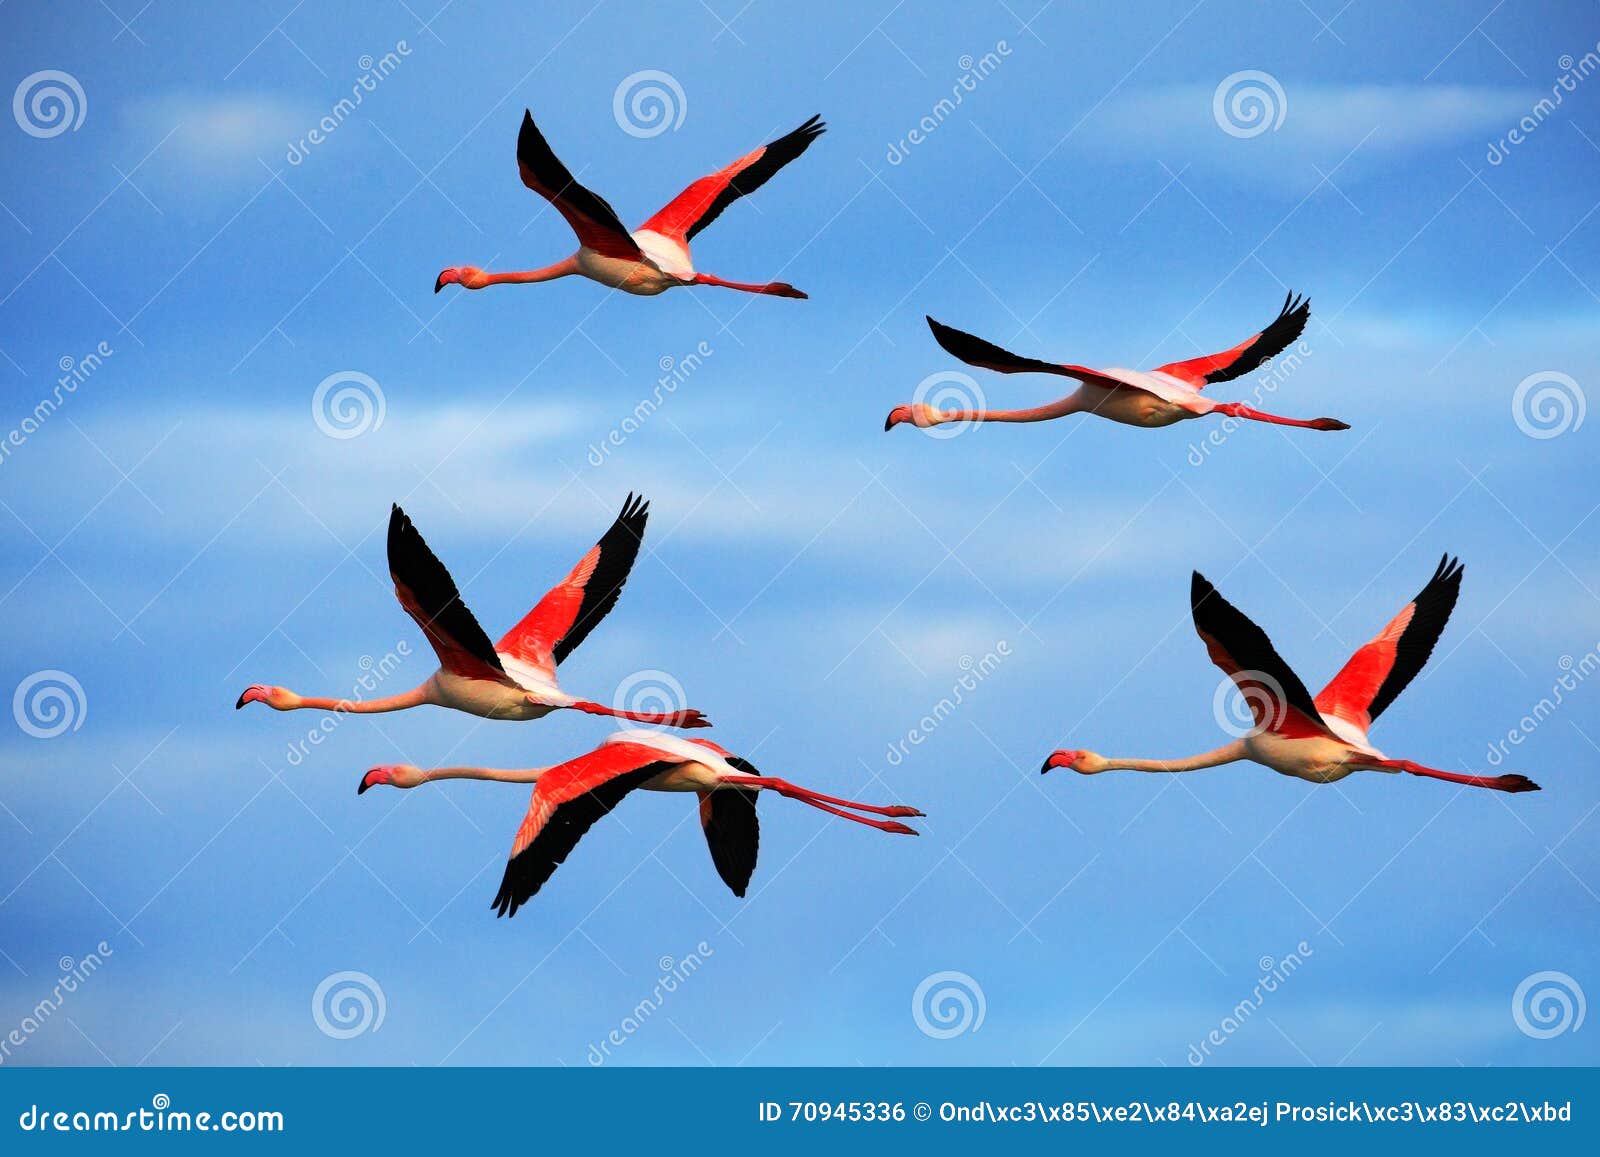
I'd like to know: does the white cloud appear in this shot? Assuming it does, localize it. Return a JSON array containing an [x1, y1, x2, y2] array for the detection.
[[124, 93, 310, 184]]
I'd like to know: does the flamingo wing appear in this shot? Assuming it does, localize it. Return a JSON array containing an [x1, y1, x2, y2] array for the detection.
[[640, 115, 825, 243], [492, 741, 675, 917], [516, 109, 643, 260], [1190, 571, 1333, 739], [495, 494, 649, 680], [1315, 555, 1464, 736], [926, 316, 1108, 381], [1154, 292, 1310, 387], [699, 755, 762, 898], [388, 505, 512, 684]]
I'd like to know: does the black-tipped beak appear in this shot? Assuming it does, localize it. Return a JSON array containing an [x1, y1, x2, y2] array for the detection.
[[1039, 756, 1053, 774], [433, 274, 445, 294], [235, 692, 247, 710], [357, 773, 372, 795], [883, 413, 894, 431]]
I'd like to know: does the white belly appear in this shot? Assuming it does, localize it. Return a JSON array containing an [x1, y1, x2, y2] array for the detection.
[[576, 246, 682, 295], [430, 671, 547, 720]]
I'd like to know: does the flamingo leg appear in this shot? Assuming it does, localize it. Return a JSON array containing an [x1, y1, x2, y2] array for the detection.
[[1363, 758, 1539, 793], [692, 272, 807, 299], [567, 699, 712, 729], [1212, 402, 1350, 431], [719, 774, 922, 831]]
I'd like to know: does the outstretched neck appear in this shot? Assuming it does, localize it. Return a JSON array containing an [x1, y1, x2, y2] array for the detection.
[[485, 256, 579, 286], [1100, 741, 1246, 773], [296, 685, 433, 713], [946, 390, 1084, 424], [418, 765, 553, 785]]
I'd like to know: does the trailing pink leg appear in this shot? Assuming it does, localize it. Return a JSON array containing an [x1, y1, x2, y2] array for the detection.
[[1212, 402, 1349, 431], [1367, 758, 1540, 793], [720, 775, 922, 832], [569, 700, 712, 729], [693, 272, 807, 298]]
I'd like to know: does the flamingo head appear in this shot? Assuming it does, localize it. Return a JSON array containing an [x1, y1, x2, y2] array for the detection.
[[358, 764, 423, 794], [883, 403, 939, 431], [1040, 749, 1106, 774], [235, 684, 297, 711], [434, 266, 486, 293]]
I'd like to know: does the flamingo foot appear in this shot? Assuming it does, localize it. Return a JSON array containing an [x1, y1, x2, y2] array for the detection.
[[1312, 417, 1351, 431]]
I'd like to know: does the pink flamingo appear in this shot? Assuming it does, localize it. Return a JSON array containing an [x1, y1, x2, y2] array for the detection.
[[885, 293, 1350, 434], [237, 495, 709, 728], [1043, 557, 1540, 794], [435, 109, 823, 299], [359, 730, 923, 915]]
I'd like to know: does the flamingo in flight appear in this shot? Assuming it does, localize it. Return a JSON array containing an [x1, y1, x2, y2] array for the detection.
[[237, 495, 709, 729], [359, 730, 923, 916], [1043, 557, 1540, 794], [435, 109, 824, 299], [885, 293, 1351, 435]]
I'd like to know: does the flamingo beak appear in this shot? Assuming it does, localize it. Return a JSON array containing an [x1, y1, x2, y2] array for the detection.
[[1040, 750, 1077, 774], [235, 686, 268, 710], [884, 405, 911, 431], [357, 767, 392, 795], [433, 271, 449, 294]]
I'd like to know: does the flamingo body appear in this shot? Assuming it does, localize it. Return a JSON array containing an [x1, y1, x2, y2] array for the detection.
[[436, 110, 823, 300], [1043, 557, 1539, 795], [358, 729, 923, 917]]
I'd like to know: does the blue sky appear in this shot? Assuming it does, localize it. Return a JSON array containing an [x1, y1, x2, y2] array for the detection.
[[1, 0, 1596, 1067]]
